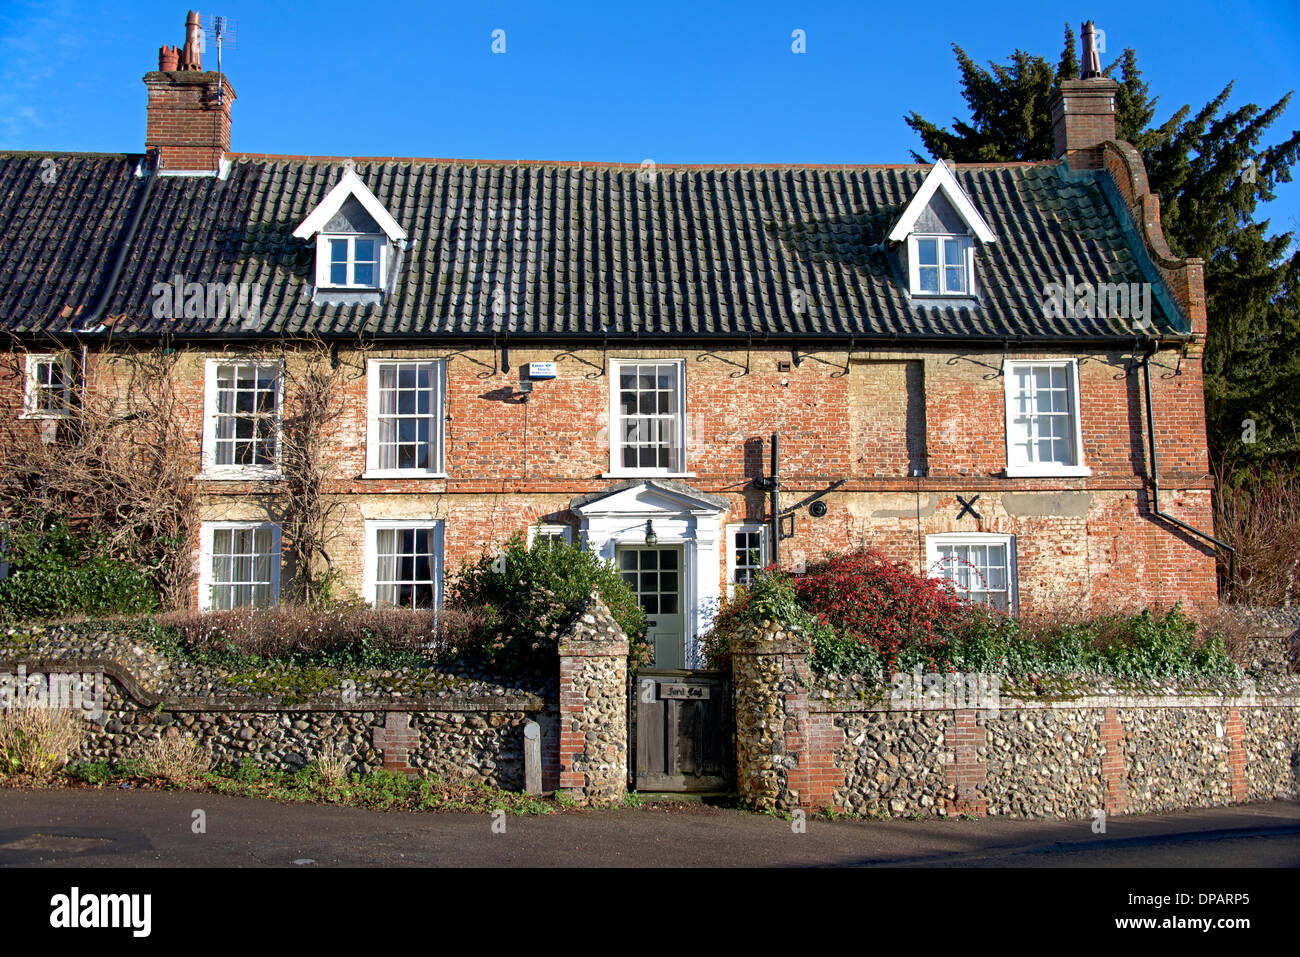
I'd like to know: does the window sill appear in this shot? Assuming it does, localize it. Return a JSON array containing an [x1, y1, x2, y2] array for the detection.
[[197, 470, 283, 482], [602, 471, 697, 480], [1004, 465, 1092, 478], [18, 411, 71, 420], [360, 471, 448, 480]]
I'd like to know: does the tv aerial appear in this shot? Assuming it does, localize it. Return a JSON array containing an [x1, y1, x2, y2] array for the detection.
[[202, 15, 238, 104]]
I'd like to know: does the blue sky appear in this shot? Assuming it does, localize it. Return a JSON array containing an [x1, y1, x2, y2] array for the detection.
[[3, 0, 1298, 237]]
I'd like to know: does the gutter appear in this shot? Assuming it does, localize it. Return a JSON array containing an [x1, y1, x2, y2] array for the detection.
[[1140, 346, 1235, 595]]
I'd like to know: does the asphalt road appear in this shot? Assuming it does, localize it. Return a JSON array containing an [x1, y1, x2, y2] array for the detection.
[[0, 789, 1297, 867]]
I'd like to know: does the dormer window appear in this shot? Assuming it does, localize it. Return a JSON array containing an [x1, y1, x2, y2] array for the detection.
[[293, 166, 407, 298], [320, 234, 384, 289], [888, 161, 996, 300], [910, 235, 973, 296]]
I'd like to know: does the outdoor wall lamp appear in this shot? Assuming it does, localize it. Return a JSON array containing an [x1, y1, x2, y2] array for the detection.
[[644, 520, 658, 547]]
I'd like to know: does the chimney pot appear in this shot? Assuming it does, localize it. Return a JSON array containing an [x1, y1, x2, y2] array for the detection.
[[144, 10, 234, 173], [1048, 24, 1117, 168]]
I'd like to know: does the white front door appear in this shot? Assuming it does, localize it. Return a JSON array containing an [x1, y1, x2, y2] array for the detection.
[[616, 545, 684, 669]]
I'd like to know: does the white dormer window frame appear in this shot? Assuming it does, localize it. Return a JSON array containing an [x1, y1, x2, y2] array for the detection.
[[317, 234, 387, 290], [908, 234, 976, 297], [293, 168, 407, 293], [889, 161, 996, 300]]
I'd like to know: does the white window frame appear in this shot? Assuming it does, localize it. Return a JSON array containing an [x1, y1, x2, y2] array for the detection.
[[201, 358, 284, 479], [363, 519, 445, 609], [606, 358, 689, 478], [925, 532, 1017, 613], [364, 358, 446, 478], [1003, 358, 1091, 478], [198, 521, 282, 611], [527, 523, 574, 547], [316, 233, 386, 290], [907, 234, 975, 297], [22, 353, 72, 419], [726, 522, 770, 597]]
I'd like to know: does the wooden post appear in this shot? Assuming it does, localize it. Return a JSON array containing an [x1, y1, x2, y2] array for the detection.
[[523, 720, 542, 795]]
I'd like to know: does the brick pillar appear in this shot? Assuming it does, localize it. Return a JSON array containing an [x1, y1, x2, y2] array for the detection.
[[944, 709, 988, 816], [556, 592, 628, 807], [732, 623, 819, 811], [1100, 707, 1129, 814], [373, 712, 419, 775], [1225, 706, 1248, 803]]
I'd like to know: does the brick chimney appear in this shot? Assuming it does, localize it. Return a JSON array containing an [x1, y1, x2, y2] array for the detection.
[[143, 11, 235, 173], [1048, 21, 1117, 170]]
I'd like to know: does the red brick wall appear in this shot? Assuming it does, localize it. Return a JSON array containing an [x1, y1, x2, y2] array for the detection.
[[0, 341, 1219, 614], [143, 71, 234, 172]]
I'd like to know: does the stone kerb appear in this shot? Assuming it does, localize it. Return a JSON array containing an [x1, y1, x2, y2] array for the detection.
[[731, 621, 815, 812], [556, 591, 629, 806]]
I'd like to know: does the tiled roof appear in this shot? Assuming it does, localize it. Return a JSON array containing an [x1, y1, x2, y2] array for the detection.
[[0, 152, 1189, 341]]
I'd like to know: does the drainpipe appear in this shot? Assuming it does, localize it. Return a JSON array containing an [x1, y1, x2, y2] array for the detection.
[[753, 432, 780, 567], [1141, 346, 1235, 595], [769, 432, 780, 567]]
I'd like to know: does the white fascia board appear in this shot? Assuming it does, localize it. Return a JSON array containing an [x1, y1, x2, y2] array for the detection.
[[292, 168, 408, 243], [887, 161, 997, 244]]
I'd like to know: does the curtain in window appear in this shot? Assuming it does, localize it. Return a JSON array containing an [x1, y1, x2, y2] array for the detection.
[[211, 528, 233, 610], [377, 364, 399, 469]]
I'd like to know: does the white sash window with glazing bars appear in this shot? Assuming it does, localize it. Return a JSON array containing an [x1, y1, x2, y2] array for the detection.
[[926, 533, 1016, 612], [201, 523, 281, 610], [1003, 359, 1090, 477], [610, 359, 686, 474], [365, 520, 443, 610], [366, 359, 445, 476], [204, 361, 282, 474]]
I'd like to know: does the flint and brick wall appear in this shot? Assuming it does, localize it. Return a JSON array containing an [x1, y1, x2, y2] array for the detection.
[[556, 593, 629, 806], [733, 625, 1300, 818], [0, 596, 632, 806]]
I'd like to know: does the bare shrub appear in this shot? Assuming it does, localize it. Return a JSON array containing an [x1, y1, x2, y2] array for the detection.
[[138, 730, 211, 783], [0, 708, 86, 781], [246, 337, 369, 608], [0, 344, 198, 610], [153, 603, 491, 661], [1215, 465, 1300, 605], [311, 739, 353, 787]]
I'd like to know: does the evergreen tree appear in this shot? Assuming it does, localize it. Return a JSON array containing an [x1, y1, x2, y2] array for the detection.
[[904, 25, 1300, 473]]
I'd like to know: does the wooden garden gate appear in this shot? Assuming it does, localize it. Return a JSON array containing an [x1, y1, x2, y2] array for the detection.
[[632, 669, 734, 792]]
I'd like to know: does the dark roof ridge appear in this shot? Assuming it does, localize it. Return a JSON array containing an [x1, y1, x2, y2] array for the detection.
[[225, 152, 1050, 172]]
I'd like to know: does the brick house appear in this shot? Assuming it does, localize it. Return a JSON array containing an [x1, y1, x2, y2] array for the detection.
[[0, 15, 1219, 669]]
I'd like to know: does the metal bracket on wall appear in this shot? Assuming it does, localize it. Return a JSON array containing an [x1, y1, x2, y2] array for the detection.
[[956, 494, 981, 521], [696, 337, 751, 378], [831, 336, 854, 378], [443, 348, 497, 379]]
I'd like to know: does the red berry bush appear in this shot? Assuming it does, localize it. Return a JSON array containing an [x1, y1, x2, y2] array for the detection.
[[794, 548, 979, 676]]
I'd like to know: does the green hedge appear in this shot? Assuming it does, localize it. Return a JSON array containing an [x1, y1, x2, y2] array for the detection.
[[451, 532, 649, 669], [0, 519, 156, 620]]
